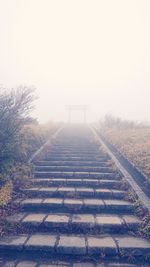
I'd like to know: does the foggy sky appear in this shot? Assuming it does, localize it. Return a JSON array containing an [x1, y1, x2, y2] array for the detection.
[[0, 0, 150, 123]]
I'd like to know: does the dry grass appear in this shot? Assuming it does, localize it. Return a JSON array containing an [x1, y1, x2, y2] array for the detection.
[[0, 181, 13, 208], [101, 125, 150, 179]]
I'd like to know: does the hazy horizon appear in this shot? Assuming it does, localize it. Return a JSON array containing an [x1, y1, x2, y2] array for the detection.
[[0, 0, 150, 123]]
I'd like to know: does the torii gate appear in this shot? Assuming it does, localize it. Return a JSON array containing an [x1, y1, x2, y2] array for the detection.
[[66, 105, 88, 123]]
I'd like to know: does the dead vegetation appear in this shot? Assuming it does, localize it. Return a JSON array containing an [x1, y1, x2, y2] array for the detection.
[[99, 115, 150, 179]]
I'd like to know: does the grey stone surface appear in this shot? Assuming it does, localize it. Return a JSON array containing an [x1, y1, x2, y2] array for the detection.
[[45, 214, 70, 225], [22, 199, 43, 204], [57, 235, 86, 255], [43, 198, 63, 206], [72, 214, 95, 225], [115, 236, 150, 254], [76, 188, 94, 193], [2, 261, 16, 267], [64, 199, 83, 209], [23, 213, 46, 225], [122, 215, 140, 225], [84, 199, 104, 209], [58, 187, 76, 193], [0, 235, 28, 250], [27, 187, 40, 191], [25, 234, 57, 251], [16, 261, 37, 267], [40, 263, 69, 267], [73, 263, 95, 267], [39, 187, 58, 192], [95, 189, 111, 193], [104, 200, 133, 210], [107, 264, 137, 267], [7, 213, 26, 223], [88, 236, 117, 255], [96, 215, 122, 226]]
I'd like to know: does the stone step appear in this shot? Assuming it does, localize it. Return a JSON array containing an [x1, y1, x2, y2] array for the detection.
[[23, 187, 126, 199], [2, 259, 149, 267], [43, 156, 110, 162], [0, 233, 150, 259], [53, 144, 98, 147], [34, 160, 112, 167], [32, 178, 122, 188], [16, 198, 134, 214], [34, 171, 120, 179], [7, 213, 140, 235], [34, 166, 115, 173], [46, 150, 106, 157], [49, 148, 100, 153]]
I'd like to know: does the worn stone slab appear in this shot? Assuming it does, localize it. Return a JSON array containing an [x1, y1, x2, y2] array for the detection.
[[115, 236, 150, 255], [43, 198, 63, 207], [111, 190, 126, 197], [0, 235, 28, 250], [88, 236, 117, 255], [35, 171, 75, 178], [96, 215, 122, 226], [96, 188, 111, 193], [76, 188, 94, 196], [2, 261, 16, 267], [40, 265, 68, 267], [32, 178, 66, 186], [45, 214, 70, 226], [16, 261, 37, 267], [76, 188, 94, 192], [84, 199, 104, 210], [39, 187, 58, 192], [73, 172, 89, 178], [107, 263, 138, 267], [40, 261, 69, 267], [99, 180, 121, 188], [64, 199, 83, 209], [7, 213, 26, 223], [72, 214, 95, 225], [104, 200, 133, 211], [57, 235, 86, 255], [25, 234, 57, 251], [23, 213, 47, 225], [73, 263, 95, 267], [122, 215, 140, 226], [26, 187, 40, 191], [58, 187, 76, 192], [21, 199, 43, 205]]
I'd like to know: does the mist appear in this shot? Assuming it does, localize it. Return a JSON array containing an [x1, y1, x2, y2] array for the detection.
[[0, 0, 150, 123]]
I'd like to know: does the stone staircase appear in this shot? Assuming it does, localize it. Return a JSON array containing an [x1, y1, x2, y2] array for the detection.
[[0, 125, 150, 267]]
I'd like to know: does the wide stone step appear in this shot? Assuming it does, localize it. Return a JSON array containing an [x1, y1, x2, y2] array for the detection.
[[23, 187, 126, 199], [34, 160, 112, 167], [2, 259, 148, 267], [7, 213, 140, 234], [49, 144, 99, 148], [34, 166, 115, 173], [32, 178, 122, 188], [43, 156, 110, 161], [0, 233, 150, 259], [49, 149, 100, 154], [16, 198, 134, 214], [46, 152, 105, 158], [34, 171, 119, 179]]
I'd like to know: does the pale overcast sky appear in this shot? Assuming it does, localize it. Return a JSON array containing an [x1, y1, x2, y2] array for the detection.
[[0, 0, 150, 122]]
